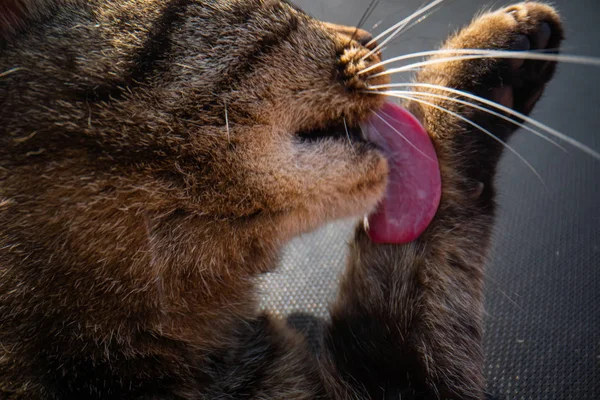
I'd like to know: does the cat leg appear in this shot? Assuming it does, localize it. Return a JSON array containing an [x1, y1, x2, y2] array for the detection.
[[322, 4, 563, 399], [187, 315, 328, 400]]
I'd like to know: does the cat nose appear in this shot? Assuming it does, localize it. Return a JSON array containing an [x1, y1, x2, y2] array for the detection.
[[322, 23, 378, 50]]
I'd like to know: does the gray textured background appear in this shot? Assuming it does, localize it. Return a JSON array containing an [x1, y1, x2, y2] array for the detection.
[[259, 1, 600, 398]]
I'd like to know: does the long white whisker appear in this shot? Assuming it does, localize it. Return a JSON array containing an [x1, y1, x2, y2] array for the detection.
[[366, 119, 383, 141], [366, 0, 446, 46], [360, 48, 577, 75], [343, 117, 356, 155], [360, 125, 368, 141], [394, 7, 440, 38], [369, 83, 600, 160], [370, 5, 435, 35], [372, 112, 435, 162], [376, 89, 567, 152], [366, 118, 430, 190], [366, 119, 387, 147], [369, 8, 442, 57], [368, 51, 600, 78], [372, 91, 546, 186], [363, 0, 446, 60], [361, 49, 488, 75], [224, 101, 230, 144]]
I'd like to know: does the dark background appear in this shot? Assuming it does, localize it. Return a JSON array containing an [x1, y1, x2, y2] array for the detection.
[[259, 1, 600, 398]]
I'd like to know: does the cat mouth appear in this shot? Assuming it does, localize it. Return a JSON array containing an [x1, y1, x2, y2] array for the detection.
[[299, 103, 443, 245]]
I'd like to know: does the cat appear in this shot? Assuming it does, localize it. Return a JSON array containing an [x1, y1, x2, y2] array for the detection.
[[0, 0, 563, 399]]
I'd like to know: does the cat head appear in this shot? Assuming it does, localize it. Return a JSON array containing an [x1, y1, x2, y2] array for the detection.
[[186, 1, 387, 236], [165, 0, 392, 236], [1, 0, 391, 251]]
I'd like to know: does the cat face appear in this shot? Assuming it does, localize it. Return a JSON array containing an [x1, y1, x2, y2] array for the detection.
[[0, 0, 392, 247], [177, 0, 392, 234]]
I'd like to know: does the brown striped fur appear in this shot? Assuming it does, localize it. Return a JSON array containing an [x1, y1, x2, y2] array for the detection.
[[0, 1, 562, 398]]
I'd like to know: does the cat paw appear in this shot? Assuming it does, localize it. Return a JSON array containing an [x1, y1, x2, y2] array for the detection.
[[417, 2, 563, 119], [408, 3, 564, 194], [484, 3, 564, 115]]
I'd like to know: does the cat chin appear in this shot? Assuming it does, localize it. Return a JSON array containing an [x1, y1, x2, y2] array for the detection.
[[278, 150, 389, 238]]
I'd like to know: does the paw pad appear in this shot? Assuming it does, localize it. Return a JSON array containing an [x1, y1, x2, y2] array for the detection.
[[484, 4, 564, 113]]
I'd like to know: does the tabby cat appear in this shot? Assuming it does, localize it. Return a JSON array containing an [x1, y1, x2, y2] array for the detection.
[[0, 0, 563, 398]]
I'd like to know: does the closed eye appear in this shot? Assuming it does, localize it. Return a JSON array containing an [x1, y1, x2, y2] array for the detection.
[[297, 121, 366, 143]]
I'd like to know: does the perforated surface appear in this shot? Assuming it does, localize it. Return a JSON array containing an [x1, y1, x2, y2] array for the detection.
[[260, 1, 600, 398]]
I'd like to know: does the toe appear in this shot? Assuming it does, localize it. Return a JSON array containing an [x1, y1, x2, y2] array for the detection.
[[511, 34, 531, 52], [531, 22, 552, 50], [489, 86, 514, 108], [509, 35, 530, 70]]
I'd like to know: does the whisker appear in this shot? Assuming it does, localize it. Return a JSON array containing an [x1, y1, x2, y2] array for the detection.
[[392, 7, 441, 38], [174, 63, 198, 70], [343, 117, 356, 154], [365, 117, 430, 173], [370, 5, 434, 34], [362, 0, 447, 60], [349, 0, 381, 44], [0, 67, 26, 78], [367, 50, 600, 77], [370, 7, 444, 56], [371, 91, 547, 186], [485, 273, 525, 312], [371, 19, 384, 31], [359, 124, 368, 141], [361, 47, 571, 75], [361, 49, 488, 75], [369, 82, 600, 160], [365, 119, 388, 149], [376, 89, 567, 152], [371, 111, 436, 162], [224, 101, 230, 144]]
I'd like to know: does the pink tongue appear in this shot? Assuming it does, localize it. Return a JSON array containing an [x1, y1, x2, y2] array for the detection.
[[365, 102, 441, 244]]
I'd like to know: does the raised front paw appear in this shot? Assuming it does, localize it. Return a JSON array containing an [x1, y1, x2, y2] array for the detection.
[[473, 3, 563, 115], [416, 2, 563, 129], [408, 3, 564, 193]]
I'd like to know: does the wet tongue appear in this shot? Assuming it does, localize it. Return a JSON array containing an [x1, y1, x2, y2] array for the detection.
[[365, 102, 441, 244]]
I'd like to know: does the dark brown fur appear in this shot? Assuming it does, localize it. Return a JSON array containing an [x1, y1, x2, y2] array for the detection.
[[0, 1, 562, 398]]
